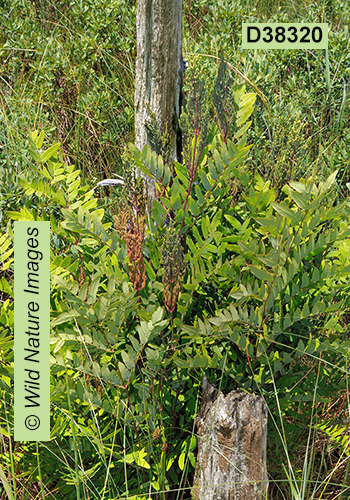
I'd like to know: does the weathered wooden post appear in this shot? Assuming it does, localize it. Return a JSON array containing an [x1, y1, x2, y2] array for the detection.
[[134, 0, 183, 208], [192, 376, 268, 500]]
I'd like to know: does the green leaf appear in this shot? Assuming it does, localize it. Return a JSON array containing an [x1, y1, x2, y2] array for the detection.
[[235, 120, 252, 139], [93, 212, 109, 241], [153, 200, 168, 223], [249, 265, 272, 281], [174, 358, 191, 368], [145, 260, 156, 281], [156, 155, 164, 180], [67, 178, 81, 194], [214, 149, 224, 173], [150, 151, 157, 175], [271, 202, 296, 219], [121, 351, 135, 370], [122, 448, 150, 469], [288, 189, 308, 210], [53, 189, 67, 206], [236, 93, 256, 127], [321, 170, 338, 193], [200, 216, 209, 239], [51, 311, 80, 326], [118, 362, 130, 382], [28, 149, 42, 163], [174, 163, 190, 189], [31, 130, 38, 142], [35, 130, 45, 149], [208, 158, 218, 181], [193, 354, 207, 368], [162, 163, 171, 185], [199, 170, 212, 191], [88, 277, 100, 304], [189, 197, 200, 216], [138, 322, 151, 345], [40, 143, 61, 163], [7, 208, 34, 221], [224, 214, 241, 230], [289, 181, 306, 193], [195, 184, 205, 205], [0, 464, 15, 500], [152, 307, 164, 323], [301, 302, 310, 319]]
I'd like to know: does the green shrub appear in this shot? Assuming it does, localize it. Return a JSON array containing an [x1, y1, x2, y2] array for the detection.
[[1, 57, 349, 499]]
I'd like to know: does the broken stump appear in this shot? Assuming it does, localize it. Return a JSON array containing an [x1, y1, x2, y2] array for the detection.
[[192, 376, 268, 500]]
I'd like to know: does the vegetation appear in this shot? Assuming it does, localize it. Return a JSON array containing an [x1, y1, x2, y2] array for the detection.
[[0, 0, 350, 499]]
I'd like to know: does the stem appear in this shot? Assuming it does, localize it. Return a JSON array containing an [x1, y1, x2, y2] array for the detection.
[[66, 373, 81, 500], [35, 442, 45, 499], [181, 175, 195, 231]]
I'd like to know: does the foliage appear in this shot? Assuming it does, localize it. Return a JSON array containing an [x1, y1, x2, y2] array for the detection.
[[0, 0, 136, 179], [269, 117, 310, 194], [1, 55, 350, 499], [1, 1, 350, 499], [183, 0, 350, 206]]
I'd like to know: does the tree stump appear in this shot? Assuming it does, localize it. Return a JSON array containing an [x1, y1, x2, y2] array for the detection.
[[192, 376, 268, 500]]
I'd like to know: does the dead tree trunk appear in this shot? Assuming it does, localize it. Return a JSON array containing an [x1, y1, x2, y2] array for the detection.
[[134, 0, 183, 210], [192, 376, 268, 500]]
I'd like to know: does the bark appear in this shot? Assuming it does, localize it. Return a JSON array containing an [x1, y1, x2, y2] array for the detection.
[[134, 0, 182, 209], [192, 376, 268, 500]]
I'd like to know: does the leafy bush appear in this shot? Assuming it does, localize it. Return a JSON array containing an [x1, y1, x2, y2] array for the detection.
[[1, 57, 349, 499]]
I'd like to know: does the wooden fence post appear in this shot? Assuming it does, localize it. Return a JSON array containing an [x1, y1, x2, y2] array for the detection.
[[134, 0, 182, 209], [192, 376, 268, 500]]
